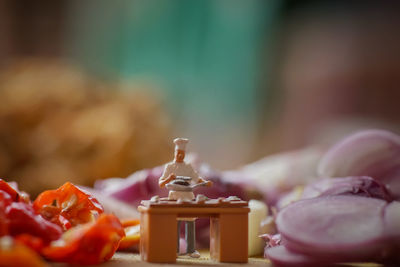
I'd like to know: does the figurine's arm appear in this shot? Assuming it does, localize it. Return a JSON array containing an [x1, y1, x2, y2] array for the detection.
[[198, 177, 213, 187], [159, 164, 176, 188], [190, 167, 213, 187]]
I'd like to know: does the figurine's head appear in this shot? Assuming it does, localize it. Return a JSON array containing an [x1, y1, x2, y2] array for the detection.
[[174, 149, 185, 163], [173, 138, 188, 163]]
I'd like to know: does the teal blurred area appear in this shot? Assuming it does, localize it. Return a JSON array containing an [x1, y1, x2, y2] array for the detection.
[[65, 0, 279, 167]]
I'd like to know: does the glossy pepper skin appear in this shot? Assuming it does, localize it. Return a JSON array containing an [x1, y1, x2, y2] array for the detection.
[[42, 214, 125, 265], [0, 190, 11, 236], [33, 182, 104, 230], [0, 179, 62, 243], [0, 179, 58, 267], [118, 219, 140, 250], [0, 180, 27, 203], [0, 237, 47, 267], [0, 179, 125, 265], [6, 202, 62, 243]]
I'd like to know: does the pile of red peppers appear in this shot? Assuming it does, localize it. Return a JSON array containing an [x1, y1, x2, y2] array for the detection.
[[0, 179, 126, 266]]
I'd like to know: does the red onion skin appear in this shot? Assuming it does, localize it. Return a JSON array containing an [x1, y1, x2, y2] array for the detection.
[[318, 130, 400, 199], [301, 176, 392, 202], [261, 130, 400, 264], [276, 196, 391, 262], [265, 245, 336, 267]]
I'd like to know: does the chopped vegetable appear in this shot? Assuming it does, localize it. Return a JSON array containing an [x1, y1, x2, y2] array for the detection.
[[265, 245, 333, 267], [13, 234, 45, 253], [275, 196, 389, 262], [263, 130, 400, 265], [248, 200, 268, 256], [0, 191, 11, 236], [118, 219, 140, 250], [79, 186, 140, 220], [0, 179, 29, 203], [33, 182, 104, 230], [300, 176, 392, 202], [42, 214, 124, 265], [0, 236, 47, 267], [260, 233, 281, 249], [6, 202, 62, 243], [318, 129, 400, 199], [0, 179, 124, 265]]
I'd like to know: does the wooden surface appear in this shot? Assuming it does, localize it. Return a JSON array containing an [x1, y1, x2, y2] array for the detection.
[[51, 252, 271, 266], [105, 252, 269, 266], [50, 252, 385, 266]]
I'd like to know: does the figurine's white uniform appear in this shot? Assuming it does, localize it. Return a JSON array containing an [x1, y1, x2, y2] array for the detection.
[[160, 162, 200, 200]]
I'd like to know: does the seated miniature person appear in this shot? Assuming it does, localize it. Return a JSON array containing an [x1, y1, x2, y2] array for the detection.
[[159, 138, 212, 258]]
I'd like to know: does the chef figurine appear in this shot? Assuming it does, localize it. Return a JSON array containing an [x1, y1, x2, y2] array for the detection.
[[159, 138, 212, 258]]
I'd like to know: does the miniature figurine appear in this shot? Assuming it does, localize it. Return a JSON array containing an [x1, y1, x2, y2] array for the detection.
[[159, 138, 212, 258], [139, 137, 249, 263]]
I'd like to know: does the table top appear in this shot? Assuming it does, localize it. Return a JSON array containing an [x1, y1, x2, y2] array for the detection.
[[140, 196, 248, 208], [139, 196, 250, 215]]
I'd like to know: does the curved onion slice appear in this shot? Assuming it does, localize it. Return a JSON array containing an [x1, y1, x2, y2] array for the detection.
[[265, 245, 334, 267], [276, 196, 388, 261], [301, 176, 392, 202], [384, 201, 400, 238], [318, 130, 400, 198]]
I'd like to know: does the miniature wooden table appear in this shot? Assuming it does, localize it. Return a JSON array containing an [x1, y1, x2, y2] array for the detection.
[[138, 197, 250, 263]]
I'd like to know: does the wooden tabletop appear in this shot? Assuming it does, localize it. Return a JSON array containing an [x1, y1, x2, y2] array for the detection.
[[51, 252, 271, 267], [50, 252, 384, 266]]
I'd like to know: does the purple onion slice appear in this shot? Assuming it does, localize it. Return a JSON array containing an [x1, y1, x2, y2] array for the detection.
[[277, 195, 388, 261], [265, 245, 335, 267], [317, 130, 400, 198], [301, 176, 392, 202]]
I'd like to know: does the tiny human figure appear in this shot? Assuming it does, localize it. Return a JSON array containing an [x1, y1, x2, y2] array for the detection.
[[159, 138, 212, 258]]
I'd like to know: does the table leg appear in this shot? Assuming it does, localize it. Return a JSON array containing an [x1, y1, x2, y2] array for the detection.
[[210, 213, 248, 263], [140, 213, 177, 262]]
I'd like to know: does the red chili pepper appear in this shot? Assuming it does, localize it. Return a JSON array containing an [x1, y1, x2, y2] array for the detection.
[[0, 179, 30, 204], [0, 191, 12, 236], [0, 180, 20, 203], [6, 202, 62, 243], [1, 180, 123, 265], [118, 219, 140, 250], [0, 236, 47, 267], [33, 182, 104, 230], [42, 214, 125, 265], [14, 234, 45, 253]]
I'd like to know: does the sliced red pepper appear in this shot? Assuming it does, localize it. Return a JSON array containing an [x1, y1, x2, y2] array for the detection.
[[14, 234, 46, 253], [33, 182, 104, 230], [0, 179, 29, 203], [0, 236, 48, 267], [121, 219, 140, 228], [42, 214, 125, 265], [6, 202, 62, 243], [118, 219, 140, 250], [0, 191, 11, 236]]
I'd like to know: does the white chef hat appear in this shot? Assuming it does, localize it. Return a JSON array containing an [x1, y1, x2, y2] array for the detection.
[[173, 138, 189, 151]]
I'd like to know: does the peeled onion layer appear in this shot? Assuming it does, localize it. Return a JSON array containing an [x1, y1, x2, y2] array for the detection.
[[301, 176, 392, 202], [265, 246, 335, 267], [277, 196, 391, 262], [384, 201, 400, 238], [317, 129, 400, 198]]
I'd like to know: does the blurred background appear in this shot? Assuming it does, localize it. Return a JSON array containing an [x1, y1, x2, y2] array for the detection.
[[0, 0, 399, 195]]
